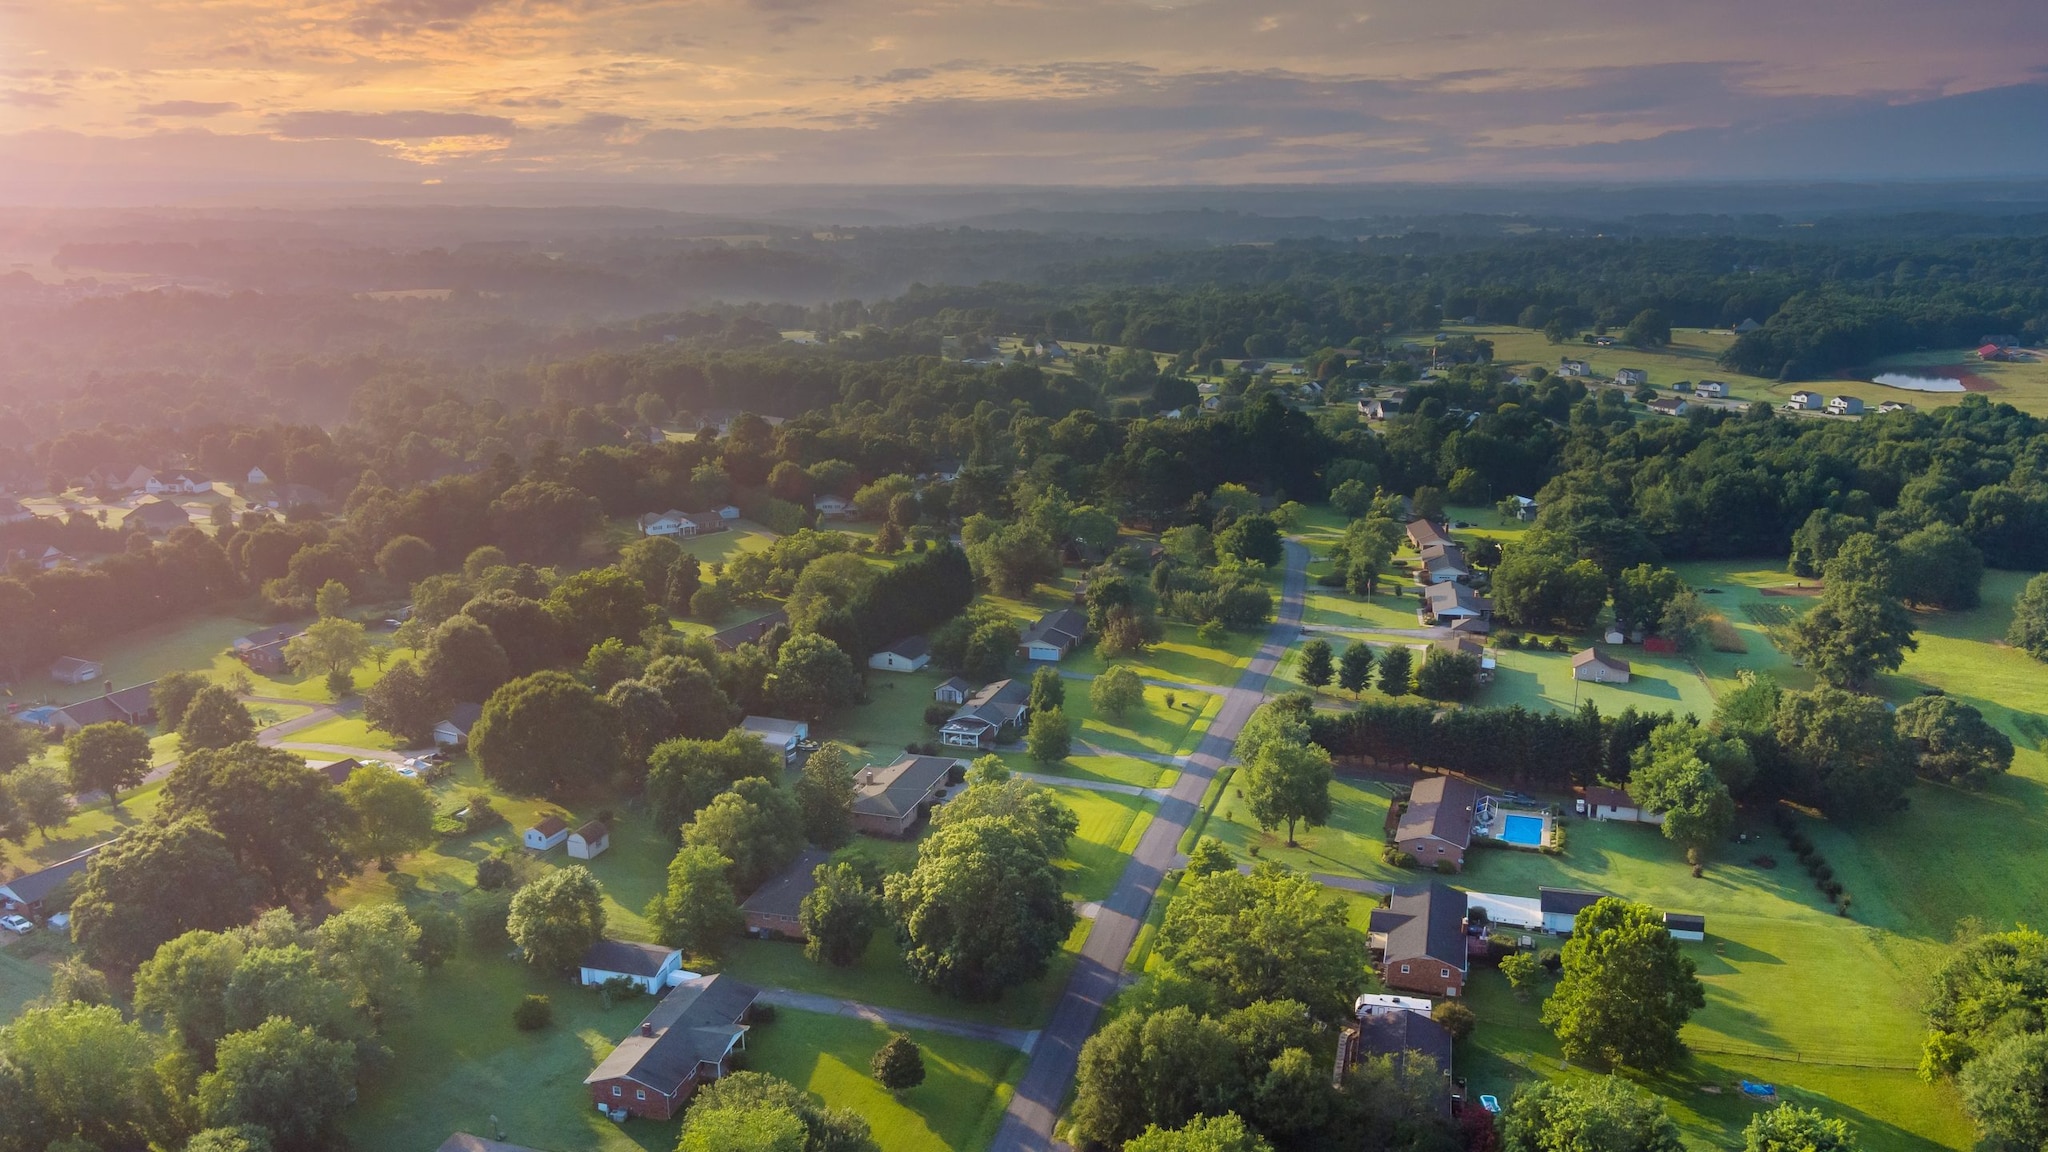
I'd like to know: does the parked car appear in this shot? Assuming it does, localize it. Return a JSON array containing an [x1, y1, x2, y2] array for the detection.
[[0, 915, 34, 935]]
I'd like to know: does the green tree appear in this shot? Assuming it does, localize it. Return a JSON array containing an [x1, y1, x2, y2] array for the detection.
[[197, 1017, 357, 1152], [421, 614, 512, 705], [646, 844, 744, 958], [1959, 1032, 2048, 1150], [933, 765, 1079, 861], [1125, 1113, 1273, 1152], [186, 1126, 276, 1152], [0, 1002, 171, 1151], [1157, 863, 1364, 1018], [375, 534, 438, 584], [1501, 1077, 1682, 1152], [642, 654, 736, 739], [6, 761, 69, 838], [1090, 664, 1147, 719], [1623, 308, 1672, 348], [606, 679, 672, 767], [1378, 645, 1413, 696], [1492, 552, 1609, 632], [178, 685, 257, 752], [1027, 705, 1072, 762], [1338, 642, 1376, 696], [1657, 588, 1715, 652], [963, 518, 1059, 597], [1414, 646, 1481, 701], [153, 670, 211, 732], [886, 816, 1078, 1001], [793, 743, 855, 848], [684, 777, 804, 892], [681, 1105, 808, 1152], [1895, 522, 1984, 610], [619, 535, 686, 601], [1626, 738, 1735, 862], [647, 729, 783, 835], [1501, 950, 1544, 996], [472, 671, 622, 796], [1786, 543, 1917, 689], [339, 761, 436, 868], [1895, 694, 2014, 788], [1744, 1105, 1859, 1152], [1242, 739, 1332, 846], [1217, 515, 1284, 567], [284, 616, 372, 682], [360, 659, 443, 745], [1029, 664, 1066, 714], [548, 566, 661, 654], [871, 1032, 926, 1092], [1611, 564, 1686, 635], [314, 579, 350, 620], [64, 721, 149, 803], [164, 743, 355, 904], [1540, 898, 1704, 1069], [133, 928, 243, 1053], [688, 1072, 877, 1152], [1298, 639, 1334, 690], [1773, 686, 1917, 816], [507, 865, 607, 972], [1184, 836, 1237, 878], [2008, 573, 2048, 661], [800, 862, 881, 967], [771, 633, 862, 722]]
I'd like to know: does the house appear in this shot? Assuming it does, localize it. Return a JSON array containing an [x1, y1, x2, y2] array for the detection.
[[235, 624, 304, 675], [1505, 495, 1538, 521], [1696, 380, 1729, 398], [567, 820, 611, 860], [939, 678, 1031, 748], [1433, 637, 1494, 681], [1394, 777, 1480, 871], [681, 510, 728, 535], [1405, 519, 1451, 551], [716, 505, 742, 525], [434, 702, 484, 747], [1571, 648, 1631, 684], [1018, 607, 1087, 662], [246, 466, 271, 486], [1538, 887, 1607, 934], [1976, 343, 2008, 362], [1981, 334, 2020, 349], [851, 755, 961, 837], [128, 497, 192, 533], [1337, 1008, 1457, 1114], [578, 939, 685, 997], [49, 682, 157, 731], [1036, 340, 1070, 361], [1647, 397, 1689, 417], [33, 546, 74, 570], [584, 974, 758, 1120], [1877, 400, 1912, 414], [524, 816, 569, 852], [1735, 318, 1762, 333], [1670, 381, 1694, 394], [711, 610, 787, 652], [165, 472, 214, 494], [1827, 395, 1865, 416], [740, 716, 808, 764], [0, 844, 108, 915], [1558, 358, 1592, 377], [741, 847, 829, 939], [638, 509, 697, 537], [933, 677, 973, 705], [813, 495, 854, 519], [868, 636, 931, 673], [1420, 581, 1493, 627], [1785, 390, 1823, 411], [1664, 912, 1707, 942], [1417, 541, 1470, 584], [1615, 368, 1649, 387], [312, 758, 362, 787], [1372, 883, 1470, 996], [47, 656, 102, 685], [1583, 784, 1662, 824], [1358, 397, 1399, 420]]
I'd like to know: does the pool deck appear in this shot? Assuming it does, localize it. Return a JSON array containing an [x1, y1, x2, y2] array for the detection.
[[1481, 805, 1556, 849]]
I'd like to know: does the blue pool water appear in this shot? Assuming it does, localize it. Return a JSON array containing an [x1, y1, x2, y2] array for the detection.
[[1500, 813, 1546, 847]]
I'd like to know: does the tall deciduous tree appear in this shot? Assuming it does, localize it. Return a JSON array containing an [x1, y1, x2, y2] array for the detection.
[[472, 671, 622, 796], [178, 685, 257, 752], [1895, 694, 2014, 788], [1298, 639, 1334, 690], [361, 659, 445, 746], [507, 865, 607, 972], [646, 844, 743, 958], [800, 862, 880, 967], [1157, 863, 1363, 1018], [886, 816, 1077, 1001], [64, 721, 150, 803], [1773, 686, 1917, 816], [0, 1002, 172, 1151], [1338, 642, 1376, 696], [933, 763, 1079, 861], [197, 1016, 357, 1152], [1501, 1077, 1682, 1152], [421, 614, 512, 705], [771, 633, 862, 722], [284, 616, 372, 680], [646, 730, 783, 836], [1090, 665, 1147, 719], [73, 817, 258, 971], [1242, 740, 1332, 846], [1377, 646, 1413, 696], [1539, 899, 1704, 1069], [339, 762, 436, 868], [2009, 573, 2048, 662], [793, 743, 855, 848], [683, 777, 804, 893], [164, 743, 355, 904], [548, 566, 661, 654], [1744, 1105, 1859, 1152]]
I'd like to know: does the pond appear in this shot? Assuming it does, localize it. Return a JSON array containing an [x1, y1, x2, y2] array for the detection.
[[1872, 372, 1964, 392]]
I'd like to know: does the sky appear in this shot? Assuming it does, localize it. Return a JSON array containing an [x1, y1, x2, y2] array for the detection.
[[1, 0, 2046, 191]]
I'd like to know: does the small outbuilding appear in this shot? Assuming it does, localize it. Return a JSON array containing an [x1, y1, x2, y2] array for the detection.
[[1538, 887, 1607, 934], [578, 939, 684, 996], [567, 820, 611, 860], [868, 636, 931, 673], [1571, 648, 1631, 684], [740, 716, 809, 763], [1664, 912, 1707, 942], [525, 815, 569, 852], [933, 677, 973, 705], [434, 702, 483, 747], [47, 656, 102, 684]]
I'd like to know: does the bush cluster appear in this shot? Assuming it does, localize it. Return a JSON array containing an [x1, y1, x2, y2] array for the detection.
[[1775, 809, 1851, 914]]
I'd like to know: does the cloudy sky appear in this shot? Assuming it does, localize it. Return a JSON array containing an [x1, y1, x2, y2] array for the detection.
[[1, 0, 2045, 190]]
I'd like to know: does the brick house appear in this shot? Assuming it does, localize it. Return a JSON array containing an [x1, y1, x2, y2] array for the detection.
[[851, 755, 961, 837], [1393, 776, 1479, 871], [584, 974, 758, 1121], [741, 847, 830, 939], [1372, 883, 1470, 997]]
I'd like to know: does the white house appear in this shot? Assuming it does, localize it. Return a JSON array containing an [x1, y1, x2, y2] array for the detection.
[[567, 820, 611, 860], [246, 466, 270, 486], [1583, 785, 1664, 825], [1539, 888, 1607, 934], [934, 677, 973, 705], [577, 939, 684, 996], [525, 815, 569, 852], [1827, 395, 1865, 416], [434, 702, 483, 747], [1877, 400, 1912, 414], [868, 636, 931, 673], [1785, 391, 1823, 411], [1695, 380, 1728, 398], [813, 495, 853, 518], [741, 716, 809, 763], [48, 656, 103, 685], [1615, 368, 1648, 387], [1647, 397, 1689, 417], [638, 509, 697, 537], [1558, 358, 1591, 377]]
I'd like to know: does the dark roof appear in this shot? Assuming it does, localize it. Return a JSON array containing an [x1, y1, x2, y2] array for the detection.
[[1538, 887, 1606, 916], [585, 975, 758, 1095], [129, 498, 191, 529], [1584, 785, 1636, 810], [880, 635, 931, 660], [740, 847, 830, 920], [58, 682, 156, 727], [238, 624, 302, 648], [573, 820, 608, 842], [1355, 1009, 1454, 1080], [531, 816, 568, 837], [314, 758, 362, 786], [578, 938, 679, 978], [1664, 912, 1706, 932], [945, 678, 1030, 731], [935, 676, 973, 696], [0, 843, 108, 906], [48, 656, 99, 677], [1379, 883, 1468, 968], [1573, 647, 1630, 674], [1406, 519, 1451, 549], [1396, 776, 1477, 848], [854, 755, 957, 819], [712, 610, 787, 652], [441, 702, 483, 734], [1020, 607, 1086, 651]]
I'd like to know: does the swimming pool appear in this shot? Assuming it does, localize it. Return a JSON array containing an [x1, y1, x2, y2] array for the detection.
[[1499, 813, 1546, 847]]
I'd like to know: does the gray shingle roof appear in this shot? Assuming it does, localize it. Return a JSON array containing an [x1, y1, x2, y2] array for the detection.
[[1379, 883, 1468, 969], [853, 756, 956, 819], [584, 974, 758, 1095], [0, 843, 108, 906], [579, 939, 679, 979], [740, 847, 830, 920], [1538, 887, 1606, 916], [1396, 776, 1477, 848]]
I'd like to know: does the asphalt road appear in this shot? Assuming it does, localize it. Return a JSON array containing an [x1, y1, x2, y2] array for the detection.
[[990, 540, 1309, 1152]]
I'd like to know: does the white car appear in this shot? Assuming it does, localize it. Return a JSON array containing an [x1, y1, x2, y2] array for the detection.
[[0, 915, 34, 935]]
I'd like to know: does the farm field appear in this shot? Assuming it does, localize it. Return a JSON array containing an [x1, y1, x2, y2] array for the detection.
[[1468, 325, 1789, 401]]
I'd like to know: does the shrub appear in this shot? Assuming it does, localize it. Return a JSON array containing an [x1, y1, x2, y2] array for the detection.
[[475, 856, 516, 891], [1432, 1000, 1477, 1042], [924, 704, 954, 727], [1500, 634, 1523, 649], [513, 995, 553, 1031], [1381, 845, 1416, 868], [464, 793, 505, 832], [1812, 863, 1833, 883], [1434, 859, 1458, 874], [751, 1003, 777, 1024], [1537, 948, 1562, 973]]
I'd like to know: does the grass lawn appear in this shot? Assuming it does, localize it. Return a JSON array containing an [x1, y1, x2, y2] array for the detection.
[[747, 1007, 1025, 1152], [279, 713, 411, 752], [1486, 645, 1719, 721], [1207, 777, 1405, 882], [0, 945, 53, 1020], [1471, 325, 1790, 403], [1763, 348, 2048, 416], [0, 780, 169, 878], [1051, 787, 1156, 903]]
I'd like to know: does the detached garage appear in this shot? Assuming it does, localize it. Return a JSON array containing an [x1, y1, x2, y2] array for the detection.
[[1664, 912, 1706, 942]]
